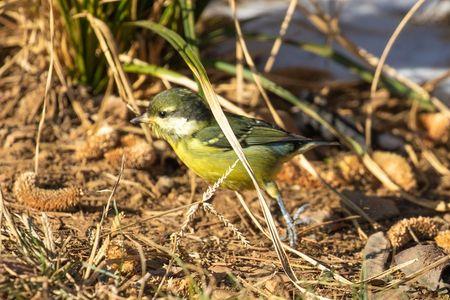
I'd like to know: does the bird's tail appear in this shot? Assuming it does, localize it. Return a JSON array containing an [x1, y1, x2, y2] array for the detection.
[[297, 140, 339, 154]]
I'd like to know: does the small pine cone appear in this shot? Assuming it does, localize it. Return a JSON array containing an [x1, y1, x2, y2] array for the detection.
[[76, 123, 118, 160], [387, 216, 442, 248], [106, 238, 139, 275], [104, 135, 155, 169], [13, 172, 83, 211], [435, 230, 450, 253], [372, 151, 416, 191]]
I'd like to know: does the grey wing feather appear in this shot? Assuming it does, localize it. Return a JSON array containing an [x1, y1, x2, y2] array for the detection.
[[193, 114, 311, 149]]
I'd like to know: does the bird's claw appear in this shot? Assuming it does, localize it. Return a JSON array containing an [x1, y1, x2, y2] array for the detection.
[[293, 203, 311, 226], [279, 203, 311, 247]]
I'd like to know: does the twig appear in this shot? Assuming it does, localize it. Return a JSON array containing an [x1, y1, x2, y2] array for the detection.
[[297, 2, 450, 117], [264, 0, 298, 73], [379, 255, 450, 292]]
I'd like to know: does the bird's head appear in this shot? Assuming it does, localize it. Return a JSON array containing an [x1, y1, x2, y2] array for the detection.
[[131, 88, 212, 142]]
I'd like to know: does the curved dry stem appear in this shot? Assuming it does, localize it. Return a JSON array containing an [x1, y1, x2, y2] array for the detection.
[[264, 0, 298, 73], [297, 1, 450, 116], [366, 0, 427, 147], [228, 0, 285, 129]]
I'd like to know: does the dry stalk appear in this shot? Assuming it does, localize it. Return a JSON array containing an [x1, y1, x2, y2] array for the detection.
[[422, 150, 450, 176], [235, 39, 244, 103], [83, 156, 125, 279], [34, 0, 54, 174], [174, 159, 242, 246], [298, 1, 450, 118], [234, 191, 353, 287], [202, 202, 250, 246], [379, 255, 450, 292], [78, 13, 153, 142]]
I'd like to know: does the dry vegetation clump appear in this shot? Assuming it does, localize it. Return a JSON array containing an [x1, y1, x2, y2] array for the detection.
[[435, 230, 450, 253], [372, 151, 417, 191], [419, 112, 450, 142], [277, 160, 321, 188], [387, 216, 443, 248], [337, 151, 416, 191], [337, 153, 366, 183], [13, 172, 83, 211], [105, 134, 155, 169], [75, 123, 119, 160], [105, 237, 140, 275]]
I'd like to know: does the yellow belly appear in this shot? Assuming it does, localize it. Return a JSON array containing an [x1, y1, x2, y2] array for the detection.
[[171, 139, 285, 190]]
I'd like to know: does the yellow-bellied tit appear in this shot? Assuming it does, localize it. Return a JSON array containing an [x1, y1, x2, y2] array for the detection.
[[131, 88, 338, 246]]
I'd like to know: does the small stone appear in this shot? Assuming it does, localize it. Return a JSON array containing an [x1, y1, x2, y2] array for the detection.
[[361, 232, 391, 285], [344, 190, 400, 221], [395, 244, 450, 291], [156, 176, 174, 195]]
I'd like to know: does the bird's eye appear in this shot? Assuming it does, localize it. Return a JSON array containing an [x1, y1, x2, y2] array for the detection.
[[158, 111, 167, 118]]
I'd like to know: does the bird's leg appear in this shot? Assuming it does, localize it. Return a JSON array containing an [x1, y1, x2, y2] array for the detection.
[[264, 182, 297, 247]]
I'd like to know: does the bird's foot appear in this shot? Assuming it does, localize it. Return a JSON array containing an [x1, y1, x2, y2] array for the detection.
[[279, 219, 297, 247]]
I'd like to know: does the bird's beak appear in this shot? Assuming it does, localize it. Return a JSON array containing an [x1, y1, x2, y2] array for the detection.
[[130, 113, 151, 125]]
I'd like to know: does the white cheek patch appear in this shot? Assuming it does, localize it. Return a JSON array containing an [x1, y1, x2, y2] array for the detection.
[[158, 117, 198, 136]]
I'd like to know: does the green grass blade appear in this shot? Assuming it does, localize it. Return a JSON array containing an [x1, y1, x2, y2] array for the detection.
[[209, 60, 365, 154], [178, 0, 198, 55], [250, 35, 435, 111], [127, 20, 306, 293]]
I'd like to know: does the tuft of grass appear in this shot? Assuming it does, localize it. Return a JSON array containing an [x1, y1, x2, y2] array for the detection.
[[54, 0, 210, 94], [55, 0, 149, 93]]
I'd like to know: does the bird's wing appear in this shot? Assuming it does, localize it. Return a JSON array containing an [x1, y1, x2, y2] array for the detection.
[[193, 113, 311, 149]]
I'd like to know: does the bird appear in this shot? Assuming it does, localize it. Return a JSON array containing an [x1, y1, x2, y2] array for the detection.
[[131, 88, 337, 246]]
